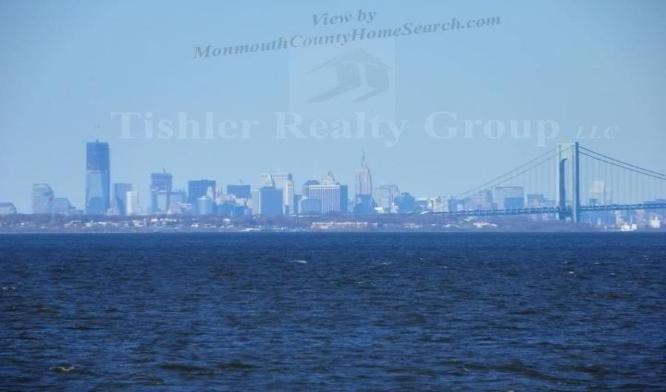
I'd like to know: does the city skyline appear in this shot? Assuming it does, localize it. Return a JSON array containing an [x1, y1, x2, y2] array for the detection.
[[17, 141, 386, 216], [2, 139, 663, 233]]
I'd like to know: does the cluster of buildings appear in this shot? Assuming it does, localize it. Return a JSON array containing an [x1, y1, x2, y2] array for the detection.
[[0, 140, 663, 231], [6, 141, 384, 219], [448, 187, 542, 212], [128, 147, 381, 218]]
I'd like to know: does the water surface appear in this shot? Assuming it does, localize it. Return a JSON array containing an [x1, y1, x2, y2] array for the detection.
[[1, 233, 664, 390]]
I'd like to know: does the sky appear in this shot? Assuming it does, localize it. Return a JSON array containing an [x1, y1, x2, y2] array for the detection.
[[1, 0, 665, 212]]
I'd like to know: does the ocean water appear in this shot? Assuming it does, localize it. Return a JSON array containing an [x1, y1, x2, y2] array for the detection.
[[0, 233, 664, 391]]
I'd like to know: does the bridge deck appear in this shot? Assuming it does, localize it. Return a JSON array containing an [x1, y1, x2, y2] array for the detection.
[[432, 203, 666, 217]]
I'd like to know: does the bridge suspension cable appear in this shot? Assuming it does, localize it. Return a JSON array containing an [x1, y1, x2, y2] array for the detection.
[[453, 145, 568, 200], [579, 146, 666, 181], [446, 143, 665, 218]]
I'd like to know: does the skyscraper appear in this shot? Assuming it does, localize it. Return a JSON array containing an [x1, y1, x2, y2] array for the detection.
[[32, 184, 54, 214], [196, 196, 214, 216], [355, 152, 373, 197], [150, 170, 172, 214], [51, 198, 73, 215], [301, 180, 321, 214], [188, 179, 216, 205], [282, 178, 295, 214], [265, 172, 295, 214], [495, 186, 525, 210], [306, 172, 346, 214], [375, 184, 400, 213], [227, 184, 251, 199], [395, 192, 416, 213], [589, 180, 610, 205], [113, 183, 133, 215], [259, 186, 283, 217], [85, 141, 110, 215], [354, 152, 375, 214], [339, 184, 348, 213], [125, 191, 141, 216], [464, 189, 494, 211], [302, 180, 320, 198]]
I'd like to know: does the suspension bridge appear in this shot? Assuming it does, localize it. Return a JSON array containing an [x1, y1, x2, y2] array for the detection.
[[443, 143, 666, 223]]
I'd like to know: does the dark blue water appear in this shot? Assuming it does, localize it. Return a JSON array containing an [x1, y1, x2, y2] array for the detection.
[[1, 233, 665, 391]]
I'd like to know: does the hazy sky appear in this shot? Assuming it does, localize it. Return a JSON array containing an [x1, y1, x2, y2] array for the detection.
[[1, 0, 665, 212]]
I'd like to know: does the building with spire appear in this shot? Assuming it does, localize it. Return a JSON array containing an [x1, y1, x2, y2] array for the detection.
[[354, 152, 375, 214], [355, 151, 373, 196]]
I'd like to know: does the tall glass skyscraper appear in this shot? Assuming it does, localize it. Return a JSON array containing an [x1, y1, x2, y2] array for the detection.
[[227, 184, 251, 199], [85, 141, 110, 215], [150, 171, 173, 214], [188, 179, 216, 205], [113, 183, 133, 215], [259, 186, 283, 217], [267, 172, 295, 214]]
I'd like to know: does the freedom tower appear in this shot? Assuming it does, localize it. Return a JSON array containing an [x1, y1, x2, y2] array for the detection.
[[85, 140, 110, 215]]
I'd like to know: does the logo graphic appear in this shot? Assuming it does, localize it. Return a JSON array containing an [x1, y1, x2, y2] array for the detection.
[[307, 48, 391, 103]]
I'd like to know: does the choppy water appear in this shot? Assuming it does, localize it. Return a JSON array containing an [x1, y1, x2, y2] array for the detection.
[[1, 233, 665, 391]]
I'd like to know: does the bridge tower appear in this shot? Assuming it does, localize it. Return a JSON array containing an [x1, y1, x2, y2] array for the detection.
[[556, 142, 581, 222]]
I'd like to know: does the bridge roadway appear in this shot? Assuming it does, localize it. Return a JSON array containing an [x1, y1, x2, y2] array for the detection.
[[429, 202, 666, 217]]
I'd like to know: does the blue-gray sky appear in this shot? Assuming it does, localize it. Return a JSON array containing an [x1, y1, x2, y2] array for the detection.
[[1, 0, 665, 212]]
